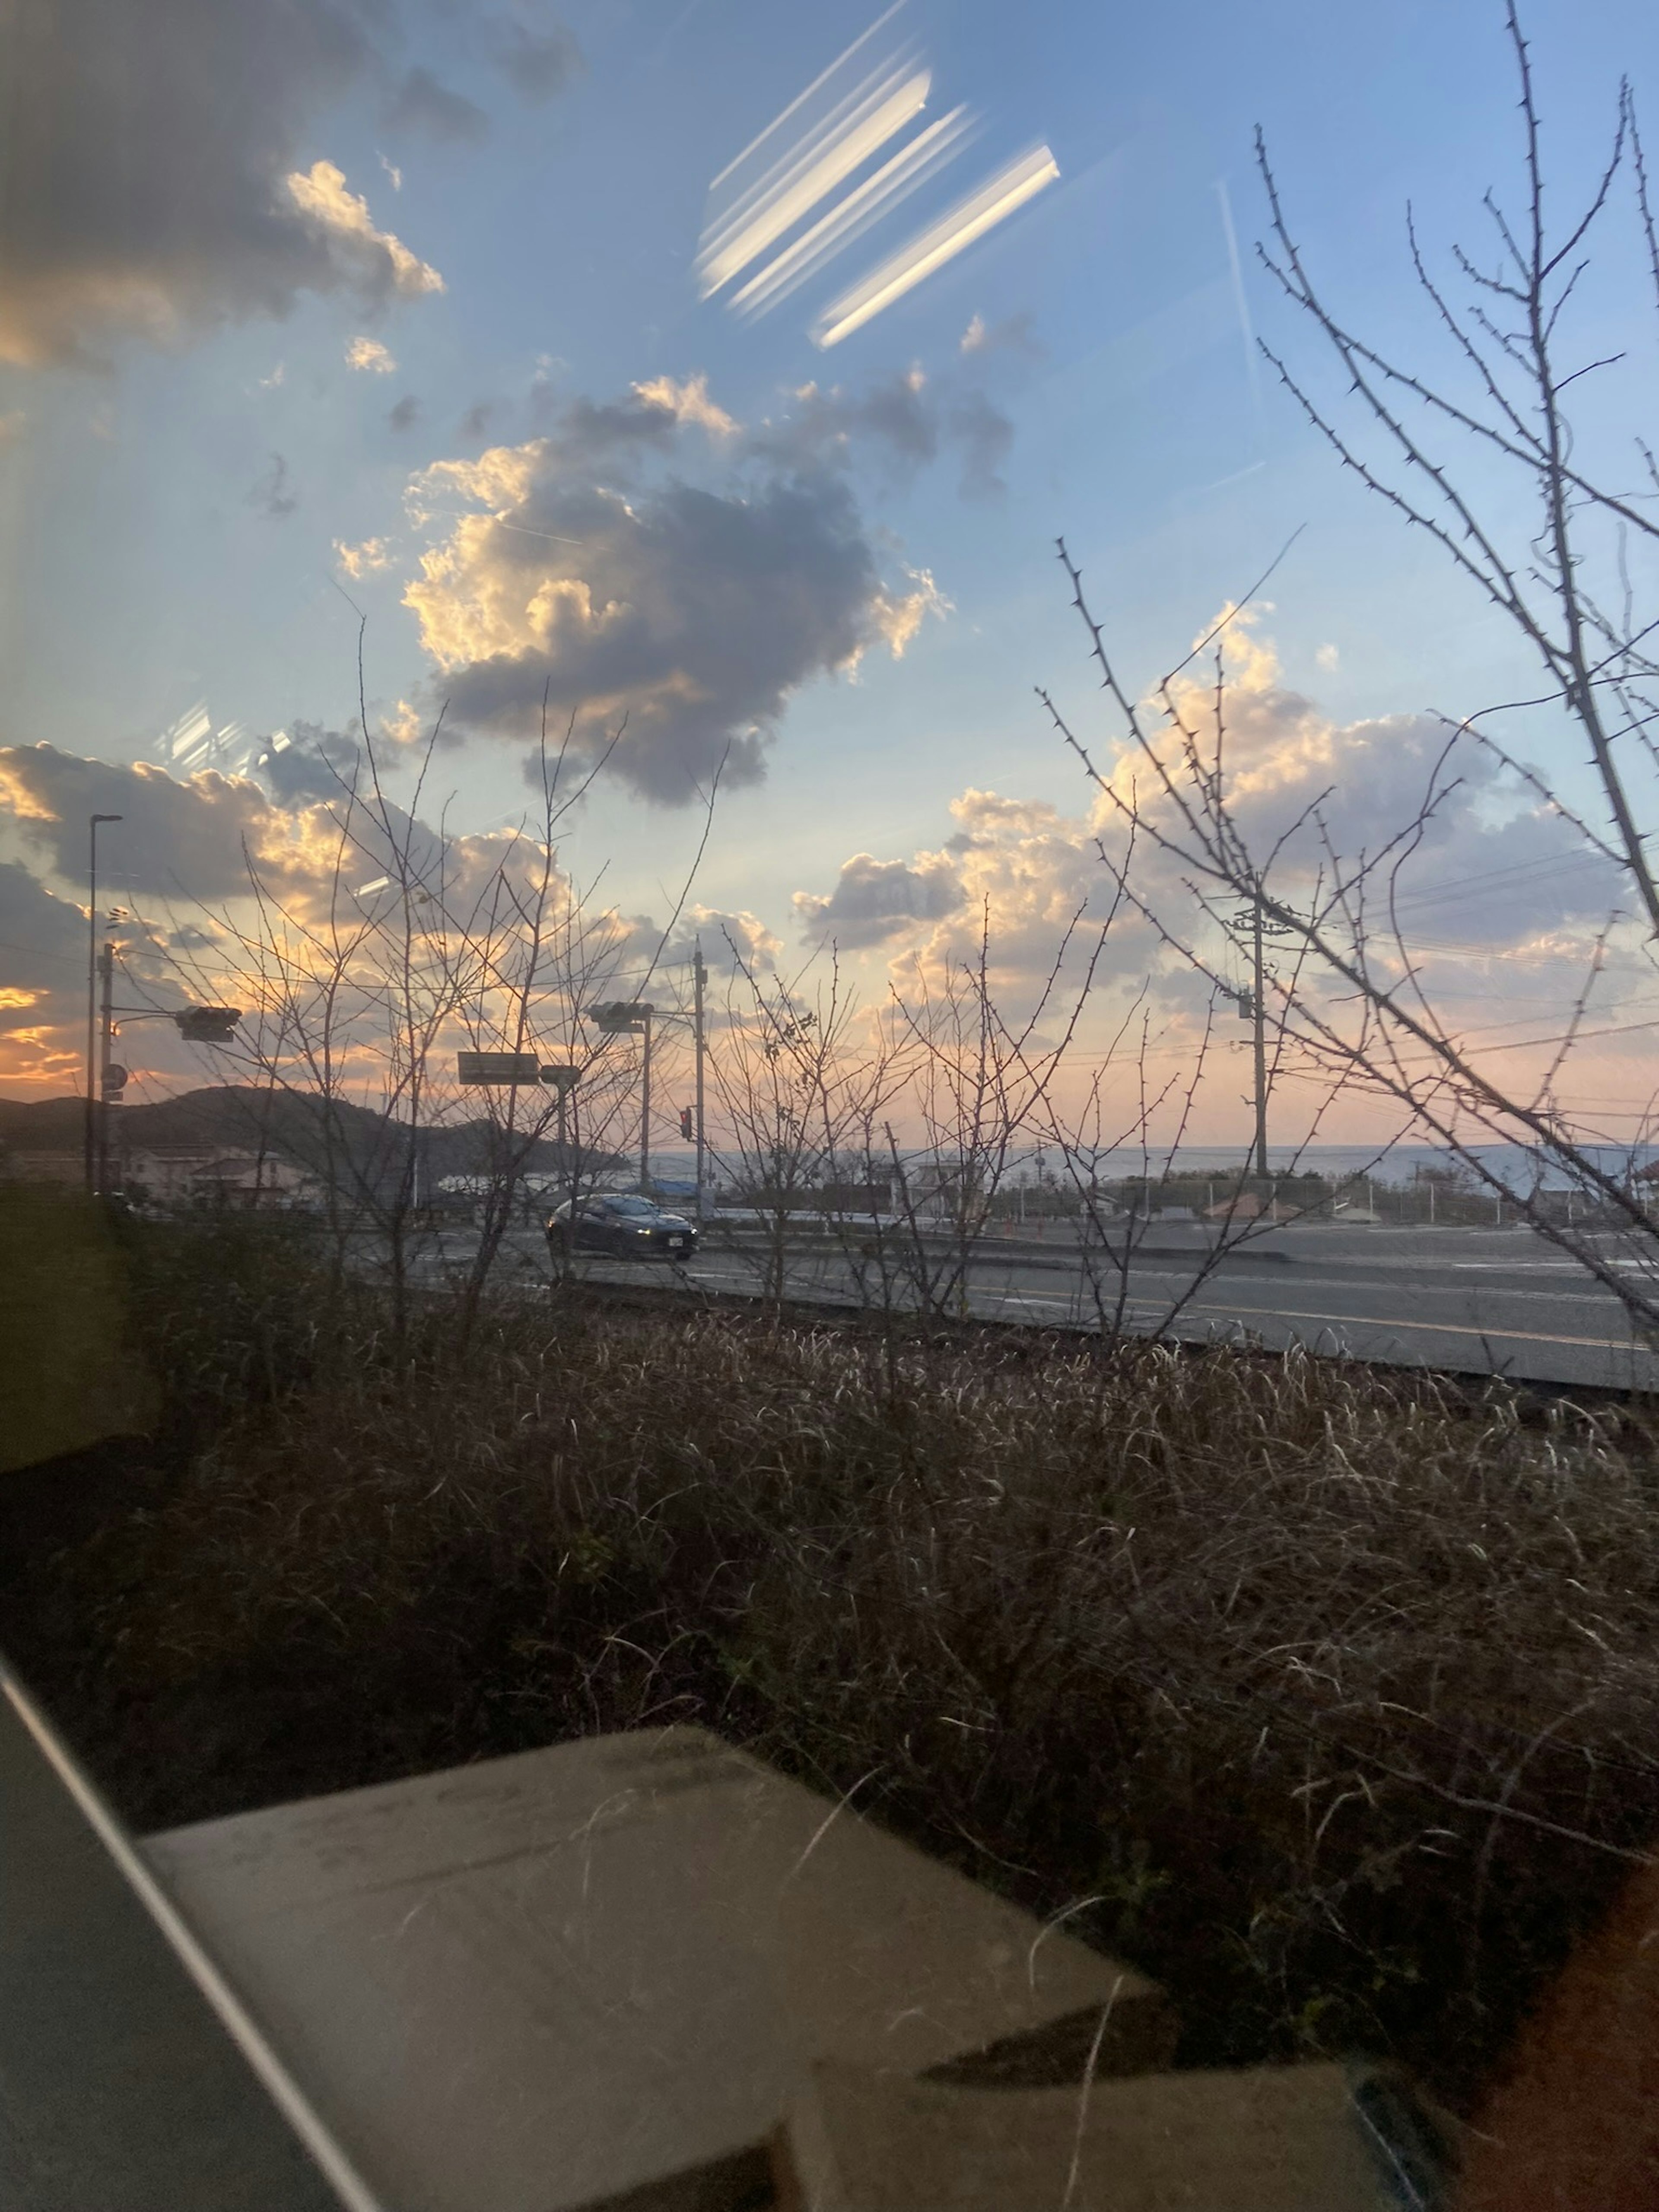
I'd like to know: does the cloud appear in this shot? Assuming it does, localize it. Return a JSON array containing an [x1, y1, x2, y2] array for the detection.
[[401, 375, 948, 802], [346, 334, 397, 374], [253, 721, 362, 806], [0, 2, 446, 366], [1101, 606, 1627, 953], [0, 860, 87, 1087], [947, 390, 1013, 497], [799, 610, 1629, 1038], [752, 367, 1014, 497], [658, 906, 783, 975], [0, 741, 594, 1090], [248, 453, 297, 518], [388, 394, 422, 432], [334, 536, 394, 578], [633, 374, 738, 439], [283, 161, 444, 300], [960, 310, 1043, 359], [0, 745, 292, 904], [381, 65, 489, 144], [0, 410, 26, 444], [800, 787, 1132, 995], [0, 739, 555, 932], [867, 568, 950, 656], [794, 851, 964, 949], [491, 19, 582, 101], [461, 399, 499, 440]]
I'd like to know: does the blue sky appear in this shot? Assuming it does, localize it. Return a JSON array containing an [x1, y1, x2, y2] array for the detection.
[[2, 0, 1656, 1123]]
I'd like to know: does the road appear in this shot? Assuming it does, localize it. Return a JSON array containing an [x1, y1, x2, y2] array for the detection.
[[427, 1220, 1659, 1391]]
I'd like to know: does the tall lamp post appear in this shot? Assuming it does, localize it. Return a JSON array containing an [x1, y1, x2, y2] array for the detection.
[[91, 960, 244, 1194], [85, 813, 122, 1192], [693, 941, 707, 1220], [587, 1001, 656, 1192], [589, 976, 709, 1205]]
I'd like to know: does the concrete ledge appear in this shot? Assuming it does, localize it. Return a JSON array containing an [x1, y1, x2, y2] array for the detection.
[[142, 1726, 1174, 2212], [773, 2059, 1399, 2212]]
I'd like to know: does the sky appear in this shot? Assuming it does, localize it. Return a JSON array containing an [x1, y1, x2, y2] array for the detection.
[[2, 0, 1657, 1147]]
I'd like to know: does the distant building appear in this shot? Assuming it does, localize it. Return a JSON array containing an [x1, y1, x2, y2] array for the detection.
[[126, 1146, 319, 1209]]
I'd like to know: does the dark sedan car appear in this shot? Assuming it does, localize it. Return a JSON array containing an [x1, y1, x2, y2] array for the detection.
[[549, 1192, 699, 1261]]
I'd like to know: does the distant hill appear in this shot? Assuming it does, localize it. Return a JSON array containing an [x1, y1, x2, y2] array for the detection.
[[0, 1087, 619, 1181]]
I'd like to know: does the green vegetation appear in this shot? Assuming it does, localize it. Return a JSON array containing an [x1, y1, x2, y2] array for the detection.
[[5, 1213, 1658, 2113]]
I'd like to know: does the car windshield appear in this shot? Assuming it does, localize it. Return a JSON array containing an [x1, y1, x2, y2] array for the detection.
[[604, 1196, 657, 1216]]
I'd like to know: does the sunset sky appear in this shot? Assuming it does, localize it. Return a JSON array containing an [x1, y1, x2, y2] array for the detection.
[[2, 0, 1655, 1146]]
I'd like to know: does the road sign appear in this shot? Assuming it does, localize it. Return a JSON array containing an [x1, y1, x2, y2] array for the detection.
[[540, 1064, 579, 1092], [102, 1064, 128, 1093], [458, 1052, 543, 1085]]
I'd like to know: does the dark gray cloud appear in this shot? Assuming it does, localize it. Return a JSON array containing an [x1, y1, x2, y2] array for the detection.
[[792, 851, 963, 948], [460, 399, 499, 439], [382, 64, 490, 143], [254, 721, 361, 805], [248, 452, 298, 518], [413, 478, 879, 799], [0, 745, 279, 902], [388, 393, 422, 431], [748, 369, 1014, 498], [948, 390, 1014, 498], [0, 859, 84, 1039], [0, 0, 455, 365], [406, 376, 949, 803], [491, 19, 582, 100]]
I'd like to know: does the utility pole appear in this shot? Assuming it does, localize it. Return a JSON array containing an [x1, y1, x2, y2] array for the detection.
[[1227, 878, 1290, 1186], [693, 940, 707, 1220], [95, 942, 115, 1194], [84, 813, 121, 1192], [1250, 889, 1269, 1182], [639, 1005, 653, 1195]]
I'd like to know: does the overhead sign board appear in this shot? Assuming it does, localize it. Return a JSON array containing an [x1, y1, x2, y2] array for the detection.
[[540, 1064, 580, 1092], [458, 1052, 543, 1085]]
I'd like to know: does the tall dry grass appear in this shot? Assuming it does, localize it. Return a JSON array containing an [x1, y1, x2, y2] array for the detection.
[[13, 1214, 1659, 2110]]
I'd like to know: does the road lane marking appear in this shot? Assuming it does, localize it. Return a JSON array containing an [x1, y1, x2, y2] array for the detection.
[[668, 1261, 1652, 1361], [974, 1284, 1650, 1355]]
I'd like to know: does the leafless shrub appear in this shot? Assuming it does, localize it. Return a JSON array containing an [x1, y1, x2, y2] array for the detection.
[[19, 1240, 1659, 2113], [1034, 6, 1659, 1342]]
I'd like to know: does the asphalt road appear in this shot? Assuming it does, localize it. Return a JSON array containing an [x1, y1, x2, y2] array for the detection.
[[439, 1220, 1659, 1391]]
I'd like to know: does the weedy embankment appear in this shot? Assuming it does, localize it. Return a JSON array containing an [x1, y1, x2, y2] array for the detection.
[[6, 1212, 1658, 2110]]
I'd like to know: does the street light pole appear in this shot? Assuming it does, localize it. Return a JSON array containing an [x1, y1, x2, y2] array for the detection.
[[1251, 887, 1269, 1182], [639, 1005, 653, 1195], [85, 813, 121, 1192], [96, 942, 115, 1194], [693, 940, 707, 1220]]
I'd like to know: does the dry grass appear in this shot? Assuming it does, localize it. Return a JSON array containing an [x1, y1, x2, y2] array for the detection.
[[13, 1214, 1659, 2110]]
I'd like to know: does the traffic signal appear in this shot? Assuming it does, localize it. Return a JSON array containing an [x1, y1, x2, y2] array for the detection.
[[679, 1107, 693, 1140], [174, 1006, 242, 1044], [588, 1000, 653, 1033]]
